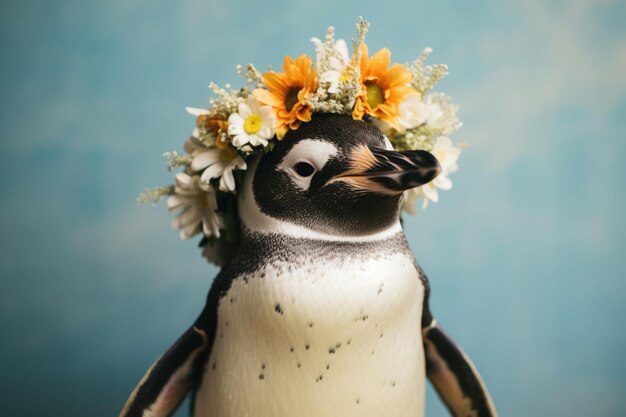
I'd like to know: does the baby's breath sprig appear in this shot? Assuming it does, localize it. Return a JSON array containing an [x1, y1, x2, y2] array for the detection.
[[207, 82, 247, 119], [390, 132, 435, 152], [408, 48, 449, 95], [136, 186, 173, 205], [307, 19, 366, 114], [315, 26, 336, 75], [307, 89, 353, 113], [236, 63, 264, 87], [351, 17, 369, 85], [163, 151, 192, 171]]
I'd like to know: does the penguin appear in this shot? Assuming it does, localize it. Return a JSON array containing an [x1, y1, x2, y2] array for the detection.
[[119, 113, 498, 417]]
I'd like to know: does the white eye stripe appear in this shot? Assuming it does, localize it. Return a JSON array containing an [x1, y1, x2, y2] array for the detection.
[[278, 139, 339, 190]]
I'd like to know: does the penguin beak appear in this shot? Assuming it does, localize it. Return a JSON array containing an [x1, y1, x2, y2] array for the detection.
[[329, 145, 441, 195]]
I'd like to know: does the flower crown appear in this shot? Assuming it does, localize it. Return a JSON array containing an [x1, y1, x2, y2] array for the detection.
[[138, 18, 462, 261]]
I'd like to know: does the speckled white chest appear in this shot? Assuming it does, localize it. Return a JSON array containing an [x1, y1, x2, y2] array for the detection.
[[194, 252, 426, 417]]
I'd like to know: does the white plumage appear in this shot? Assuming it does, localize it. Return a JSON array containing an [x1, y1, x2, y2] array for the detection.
[[195, 248, 425, 417]]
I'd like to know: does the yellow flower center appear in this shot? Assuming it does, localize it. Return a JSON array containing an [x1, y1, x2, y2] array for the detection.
[[285, 88, 300, 112], [364, 81, 384, 109], [243, 114, 262, 134]]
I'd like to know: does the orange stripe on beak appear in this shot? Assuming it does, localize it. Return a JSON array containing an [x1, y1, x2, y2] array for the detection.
[[329, 145, 441, 194]]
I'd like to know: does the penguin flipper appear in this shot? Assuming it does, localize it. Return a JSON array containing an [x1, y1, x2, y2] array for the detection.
[[422, 321, 498, 417], [118, 325, 208, 417], [418, 266, 497, 417]]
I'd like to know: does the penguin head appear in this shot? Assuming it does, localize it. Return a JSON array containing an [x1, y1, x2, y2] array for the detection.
[[239, 113, 441, 238]]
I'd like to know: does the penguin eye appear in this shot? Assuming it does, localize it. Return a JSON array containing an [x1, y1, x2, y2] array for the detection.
[[294, 161, 315, 177], [278, 139, 338, 190]]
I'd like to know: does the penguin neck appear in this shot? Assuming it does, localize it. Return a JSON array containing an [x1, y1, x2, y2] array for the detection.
[[238, 157, 404, 244]]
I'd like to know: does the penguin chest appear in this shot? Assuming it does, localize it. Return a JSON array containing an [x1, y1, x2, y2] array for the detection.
[[194, 253, 426, 417]]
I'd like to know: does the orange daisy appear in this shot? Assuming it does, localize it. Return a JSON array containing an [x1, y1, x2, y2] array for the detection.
[[255, 55, 318, 139], [352, 44, 414, 128]]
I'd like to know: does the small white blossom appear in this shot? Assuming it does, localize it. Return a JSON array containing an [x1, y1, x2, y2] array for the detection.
[[398, 94, 444, 130], [311, 37, 350, 94], [425, 93, 461, 135], [227, 96, 276, 147], [402, 136, 461, 212], [190, 146, 247, 193], [167, 173, 224, 239]]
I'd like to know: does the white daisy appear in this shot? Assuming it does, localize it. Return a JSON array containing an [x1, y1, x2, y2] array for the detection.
[[167, 173, 224, 239], [311, 37, 350, 94], [398, 94, 444, 130], [190, 146, 247, 193], [227, 96, 276, 147], [401, 136, 461, 212]]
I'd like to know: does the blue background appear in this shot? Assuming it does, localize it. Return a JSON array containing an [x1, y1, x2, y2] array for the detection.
[[1, 1, 624, 416]]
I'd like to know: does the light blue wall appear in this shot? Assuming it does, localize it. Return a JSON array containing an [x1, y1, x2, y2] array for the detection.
[[1, 1, 624, 416]]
